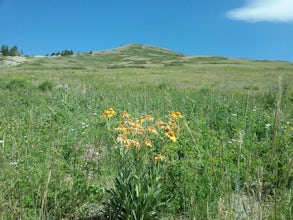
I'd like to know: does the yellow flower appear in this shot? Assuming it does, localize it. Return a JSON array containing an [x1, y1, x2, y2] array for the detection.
[[100, 107, 117, 119], [120, 111, 131, 119], [155, 119, 164, 125], [116, 134, 128, 144], [132, 127, 145, 136], [138, 129, 146, 137], [165, 130, 177, 142], [145, 115, 154, 121], [169, 120, 179, 131], [117, 134, 132, 149], [156, 119, 171, 130], [131, 138, 141, 147], [133, 121, 143, 129], [146, 126, 158, 135], [145, 139, 152, 147], [100, 114, 107, 119], [115, 123, 126, 133], [159, 123, 171, 130], [124, 128, 132, 135], [169, 111, 183, 119], [153, 153, 166, 162], [138, 116, 145, 123]]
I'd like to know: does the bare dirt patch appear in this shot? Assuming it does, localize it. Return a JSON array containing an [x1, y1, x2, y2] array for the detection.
[[0, 55, 27, 67]]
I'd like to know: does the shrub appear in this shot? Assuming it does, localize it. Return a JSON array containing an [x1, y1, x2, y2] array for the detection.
[[38, 81, 53, 91], [6, 79, 32, 90]]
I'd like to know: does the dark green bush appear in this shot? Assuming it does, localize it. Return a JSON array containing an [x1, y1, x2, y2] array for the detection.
[[38, 81, 53, 91], [6, 79, 32, 90]]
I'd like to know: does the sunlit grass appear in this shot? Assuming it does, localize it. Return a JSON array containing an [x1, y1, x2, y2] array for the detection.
[[0, 45, 292, 219]]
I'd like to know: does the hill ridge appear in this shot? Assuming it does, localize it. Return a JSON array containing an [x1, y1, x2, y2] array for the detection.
[[1, 44, 292, 68]]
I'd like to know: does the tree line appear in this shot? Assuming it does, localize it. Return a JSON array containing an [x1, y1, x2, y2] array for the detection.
[[1, 44, 74, 57], [51, 49, 74, 56], [1, 44, 20, 56]]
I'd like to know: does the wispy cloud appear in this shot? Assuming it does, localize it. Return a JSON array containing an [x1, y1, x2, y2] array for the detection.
[[226, 0, 293, 22]]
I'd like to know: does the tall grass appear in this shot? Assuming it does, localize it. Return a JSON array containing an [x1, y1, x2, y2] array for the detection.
[[0, 78, 291, 219], [0, 48, 292, 219]]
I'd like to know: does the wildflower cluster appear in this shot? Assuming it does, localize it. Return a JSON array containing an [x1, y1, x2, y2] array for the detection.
[[112, 110, 183, 162]]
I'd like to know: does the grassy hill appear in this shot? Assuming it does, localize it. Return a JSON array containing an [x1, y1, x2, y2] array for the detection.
[[0, 44, 292, 219], [1, 44, 292, 92]]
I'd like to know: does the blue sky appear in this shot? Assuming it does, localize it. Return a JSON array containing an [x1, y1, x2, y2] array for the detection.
[[0, 0, 292, 61]]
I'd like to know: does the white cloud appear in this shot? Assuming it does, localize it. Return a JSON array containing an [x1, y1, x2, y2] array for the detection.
[[226, 0, 293, 22]]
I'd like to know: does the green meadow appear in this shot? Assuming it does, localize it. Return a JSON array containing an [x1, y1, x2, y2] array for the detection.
[[0, 44, 292, 219]]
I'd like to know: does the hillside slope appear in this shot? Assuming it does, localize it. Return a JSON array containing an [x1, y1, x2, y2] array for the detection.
[[1, 44, 292, 92]]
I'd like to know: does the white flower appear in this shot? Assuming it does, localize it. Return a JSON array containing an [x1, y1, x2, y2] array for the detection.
[[265, 124, 271, 129], [9, 162, 17, 166], [81, 122, 88, 129], [231, 114, 237, 116], [0, 140, 4, 144]]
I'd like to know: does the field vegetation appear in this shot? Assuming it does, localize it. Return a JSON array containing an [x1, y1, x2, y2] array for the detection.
[[0, 44, 292, 219]]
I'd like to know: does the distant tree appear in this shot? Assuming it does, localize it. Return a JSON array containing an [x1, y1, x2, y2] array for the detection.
[[51, 49, 73, 56], [9, 45, 18, 56], [1, 45, 21, 56], [1, 44, 9, 56], [61, 49, 73, 56]]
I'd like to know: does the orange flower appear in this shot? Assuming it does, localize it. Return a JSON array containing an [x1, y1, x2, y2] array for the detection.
[[165, 130, 177, 142]]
